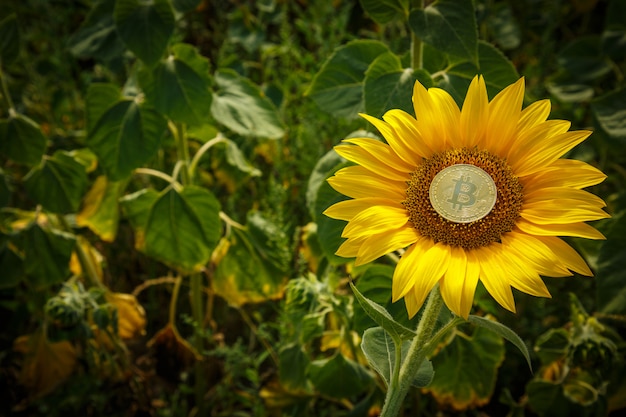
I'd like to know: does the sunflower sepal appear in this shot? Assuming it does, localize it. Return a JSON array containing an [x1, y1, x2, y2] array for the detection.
[[468, 315, 533, 372], [350, 282, 416, 342]]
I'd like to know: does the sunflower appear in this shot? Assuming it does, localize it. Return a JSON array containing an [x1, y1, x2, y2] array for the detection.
[[324, 76, 609, 319]]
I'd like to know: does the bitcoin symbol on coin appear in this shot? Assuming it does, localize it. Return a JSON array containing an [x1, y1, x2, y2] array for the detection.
[[429, 164, 497, 223], [447, 175, 477, 210]]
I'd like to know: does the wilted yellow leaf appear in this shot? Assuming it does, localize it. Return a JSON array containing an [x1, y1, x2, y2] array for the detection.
[[13, 331, 77, 398], [76, 175, 125, 242], [298, 222, 323, 273], [107, 292, 147, 339], [69, 237, 104, 279]]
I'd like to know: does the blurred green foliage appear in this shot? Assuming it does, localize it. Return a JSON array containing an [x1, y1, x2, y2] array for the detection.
[[0, 0, 624, 416]]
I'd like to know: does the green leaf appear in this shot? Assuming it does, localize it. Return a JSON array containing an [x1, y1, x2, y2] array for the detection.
[[306, 40, 389, 119], [0, 170, 10, 207], [76, 176, 127, 242], [306, 149, 344, 219], [140, 186, 221, 273], [546, 81, 595, 104], [211, 69, 285, 139], [409, 0, 478, 65], [0, 114, 47, 166], [591, 87, 626, 142], [526, 379, 605, 417], [212, 212, 289, 307], [314, 173, 350, 265], [279, 344, 311, 391], [363, 52, 429, 117], [486, 3, 521, 50], [86, 83, 121, 133], [596, 211, 626, 314], [557, 36, 611, 82], [22, 223, 76, 289], [114, 0, 175, 66], [308, 354, 372, 398], [87, 99, 166, 180], [534, 328, 570, 364], [0, 239, 24, 288], [353, 264, 418, 334], [119, 188, 160, 231], [351, 282, 416, 342], [140, 43, 212, 126], [0, 13, 20, 64], [440, 41, 519, 104], [67, 0, 125, 61], [172, 0, 202, 14], [361, 327, 434, 388], [359, 0, 409, 24], [602, 0, 626, 59], [468, 315, 532, 371], [424, 325, 505, 410], [23, 151, 89, 214]]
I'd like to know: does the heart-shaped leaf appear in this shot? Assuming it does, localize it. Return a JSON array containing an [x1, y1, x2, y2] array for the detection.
[[0, 114, 47, 166], [24, 151, 88, 214], [114, 0, 174, 66], [141, 43, 213, 126], [87, 99, 166, 180], [409, 0, 478, 65], [211, 69, 285, 139]]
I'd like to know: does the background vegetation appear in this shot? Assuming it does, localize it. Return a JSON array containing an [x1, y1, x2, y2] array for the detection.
[[0, 0, 625, 416]]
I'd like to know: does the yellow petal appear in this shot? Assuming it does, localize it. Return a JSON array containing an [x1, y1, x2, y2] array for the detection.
[[461, 250, 481, 318], [508, 120, 571, 166], [344, 137, 414, 172], [324, 197, 402, 221], [392, 237, 431, 301], [487, 77, 525, 155], [440, 246, 468, 318], [521, 202, 610, 224], [521, 159, 607, 191], [474, 246, 516, 313], [499, 250, 552, 298], [336, 235, 366, 258], [516, 218, 606, 240], [381, 109, 432, 163], [355, 227, 420, 266], [513, 130, 592, 177], [460, 75, 489, 147], [327, 166, 406, 200], [524, 187, 607, 208], [341, 205, 409, 238], [538, 236, 593, 276], [517, 99, 551, 135], [501, 231, 572, 277], [412, 82, 448, 153], [406, 242, 451, 312], [429, 88, 461, 148], [334, 144, 409, 181], [403, 290, 421, 319]]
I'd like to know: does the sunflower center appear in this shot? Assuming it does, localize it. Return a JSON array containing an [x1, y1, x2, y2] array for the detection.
[[404, 148, 523, 249]]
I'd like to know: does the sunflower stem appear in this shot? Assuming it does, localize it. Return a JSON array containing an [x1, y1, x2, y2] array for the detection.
[[410, 0, 424, 70], [380, 285, 443, 417]]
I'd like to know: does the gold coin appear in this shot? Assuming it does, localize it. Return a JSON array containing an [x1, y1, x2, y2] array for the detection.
[[429, 164, 497, 223]]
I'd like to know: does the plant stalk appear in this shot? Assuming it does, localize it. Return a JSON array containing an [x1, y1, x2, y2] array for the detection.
[[190, 273, 207, 414], [410, 0, 425, 71], [380, 285, 444, 417]]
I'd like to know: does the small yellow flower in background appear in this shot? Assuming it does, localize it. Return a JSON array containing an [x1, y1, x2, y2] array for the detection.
[[324, 76, 609, 319]]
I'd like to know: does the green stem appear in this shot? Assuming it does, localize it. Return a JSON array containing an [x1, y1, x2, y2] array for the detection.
[[171, 121, 191, 186], [189, 134, 227, 179], [190, 273, 207, 413], [380, 286, 444, 417], [410, 0, 424, 71], [0, 64, 16, 113]]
